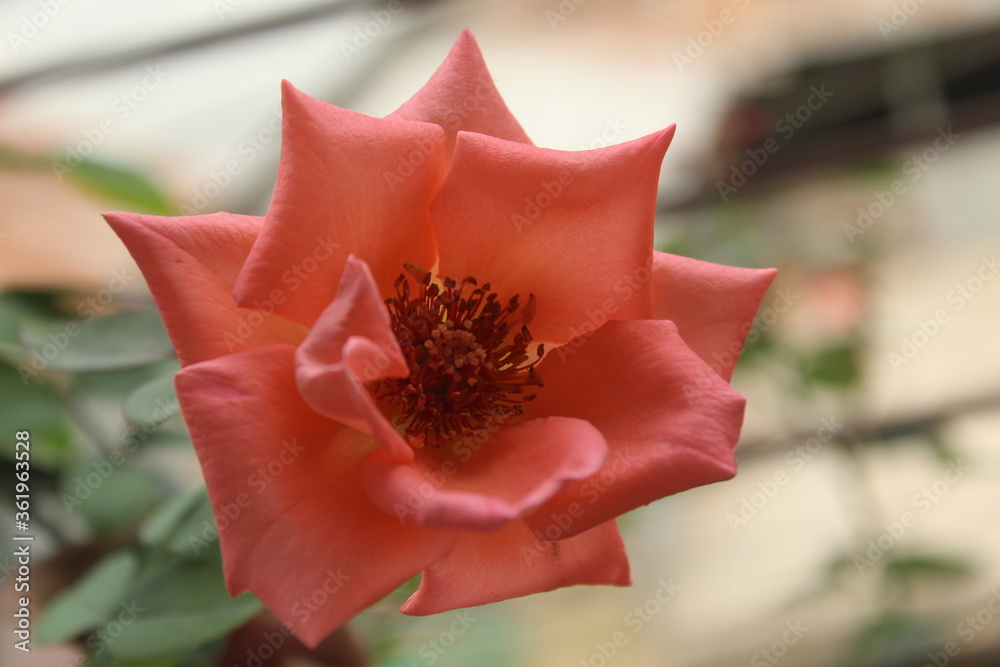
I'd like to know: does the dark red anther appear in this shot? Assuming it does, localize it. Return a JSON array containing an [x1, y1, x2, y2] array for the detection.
[[372, 267, 546, 448]]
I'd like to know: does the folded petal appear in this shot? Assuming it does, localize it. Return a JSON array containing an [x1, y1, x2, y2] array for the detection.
[[360, 417, 607, 531], [295, 256, 413, 463], [389, 29, 531, 152], [175, 345, 454, 648], [430, 127, 674, 345], [103, 211, 307, 366], [235, 82, 446, 327], [525, 320, 746, 539], [653, 251, 777, 381], [401, 519, 630, 615]]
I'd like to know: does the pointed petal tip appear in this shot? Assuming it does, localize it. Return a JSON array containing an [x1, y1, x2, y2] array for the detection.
[[648, 123, 678, 159], [279, 79, 315, 120], [102, 210, 141, 233], [451, 27, 482, 56], [661, 123, 678, 145], [398, 595, 427, 617], [606, 555, 632, 587]]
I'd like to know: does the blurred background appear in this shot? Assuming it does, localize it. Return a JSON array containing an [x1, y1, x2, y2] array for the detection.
[[2, 1, 1000, 665]]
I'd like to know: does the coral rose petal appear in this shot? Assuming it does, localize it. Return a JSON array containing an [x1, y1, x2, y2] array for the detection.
[[295, 256, 413, 462], [653, 251, 777, 381], [234, 82, 446, 327], [360, 417, 608, 531], [175, 344, 454, 648], [103, 211, 307, 366], [389, 29, 531, 151], [431, 127, 674, 345], [400, 519, 630, 615], [524, 320, 746, 539]]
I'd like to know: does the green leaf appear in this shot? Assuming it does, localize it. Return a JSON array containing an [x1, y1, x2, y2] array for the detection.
[[108, 559, 263, 659], [0, 294, 35, 357], [837, 612, 934, 667], [37, 550, 140, 644], [175, 637, 228, 667], [885, 554, 974, 583], [20, 310, 173, 372], [123, 362, 180, 430], [844, 157, 903, 183], [139, 486, 209, 549], [0, 290, 80, 362], [801, 341, 859, 388], [925, 429, 963, 465], [820, 552, 859, 588], [737, 327, 777, 365], [164, 491, 220, 559], [65, 158, 175, 215], [90, 655, 182, 667], [69, 464, 165, 537], [74, 360, 178, 399], [0, 360, 73, 468]]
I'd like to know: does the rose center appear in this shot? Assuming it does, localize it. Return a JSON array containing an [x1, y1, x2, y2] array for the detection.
[[372, 264, 544, 448]]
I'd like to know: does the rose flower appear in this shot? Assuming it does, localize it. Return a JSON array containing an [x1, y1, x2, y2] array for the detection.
[[105, 30, 776, 647]]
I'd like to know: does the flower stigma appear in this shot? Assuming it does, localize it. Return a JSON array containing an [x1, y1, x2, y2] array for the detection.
[[373, 264, 544, 448]]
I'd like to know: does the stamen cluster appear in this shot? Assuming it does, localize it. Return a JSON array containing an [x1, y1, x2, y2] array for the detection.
[[373, 265, 544, 447]]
